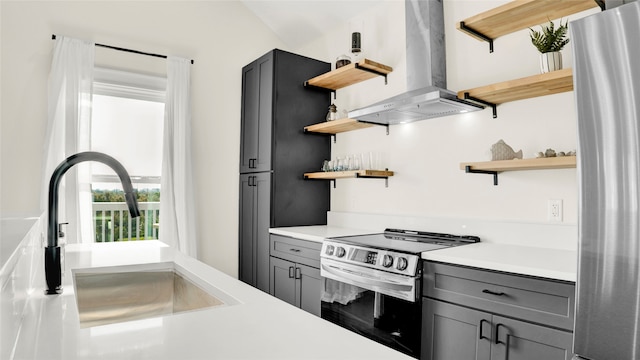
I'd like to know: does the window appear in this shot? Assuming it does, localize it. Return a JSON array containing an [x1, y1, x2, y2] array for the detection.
[[90, 68, 166, 242]]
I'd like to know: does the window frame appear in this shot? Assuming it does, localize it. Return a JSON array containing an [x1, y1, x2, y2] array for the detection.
[[91, 67, 166, 186]]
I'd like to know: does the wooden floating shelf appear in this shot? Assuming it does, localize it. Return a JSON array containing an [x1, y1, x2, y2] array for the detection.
[[305, 59, 393, 91], [461, 156, 576, 185], [458, 68, 573, 106], [457, 0, 601, 43], [304, 170, 394, 180], [460, 156, 576, 172], [304, 118, 375, 135]]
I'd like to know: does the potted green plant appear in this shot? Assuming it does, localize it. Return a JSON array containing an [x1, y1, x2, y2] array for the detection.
[[530, 20, 569, 73]]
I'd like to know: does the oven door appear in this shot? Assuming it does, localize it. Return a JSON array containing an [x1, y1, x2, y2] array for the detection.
[[320, 258, 421, 358]]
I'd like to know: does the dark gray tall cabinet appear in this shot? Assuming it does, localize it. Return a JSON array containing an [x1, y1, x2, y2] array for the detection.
[[239, 49, 331, 292]]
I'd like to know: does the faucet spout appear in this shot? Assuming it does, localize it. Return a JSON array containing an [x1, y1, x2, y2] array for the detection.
[[45, 151, 140, 295]]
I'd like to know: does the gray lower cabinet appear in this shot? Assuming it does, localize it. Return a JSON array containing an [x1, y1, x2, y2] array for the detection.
[[422, 299, 573, 360], [270, 257, 322, 316], [269, 234, 322, 316], [422, 262, 575, 360]]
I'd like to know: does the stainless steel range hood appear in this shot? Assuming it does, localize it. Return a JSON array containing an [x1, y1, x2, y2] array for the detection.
[[348, 0, 484, 124]]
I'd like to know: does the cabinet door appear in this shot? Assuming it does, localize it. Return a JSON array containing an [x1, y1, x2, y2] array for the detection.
[[491, 315, 573, 360], [238, 173, 271, 291], [239, 52, 273, 173], [254, 172, 272, 292], [270, 256, 296, 306], [422, 298, 491, 360], [238, 174, 255, 286], [295, 263, 322, 317]]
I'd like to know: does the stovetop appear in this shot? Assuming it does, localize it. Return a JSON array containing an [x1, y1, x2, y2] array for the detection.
[[329, 228, 481, 254]]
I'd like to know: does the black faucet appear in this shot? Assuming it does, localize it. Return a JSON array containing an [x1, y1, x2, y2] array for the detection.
[[45, 151, 141, 295]]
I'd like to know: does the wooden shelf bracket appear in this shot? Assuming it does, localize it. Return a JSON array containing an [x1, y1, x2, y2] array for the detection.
[[354, 63, 389, 85], [303, 82, 337, 99], [458, 21, 494, 53], [463, 92, 498, 118], [356, 171, 391, 188], [465, 165, 499, 186], [357, 121, 390, 135]]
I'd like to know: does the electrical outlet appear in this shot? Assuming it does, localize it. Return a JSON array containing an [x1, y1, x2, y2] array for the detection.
[[548, 199, 563, 222]]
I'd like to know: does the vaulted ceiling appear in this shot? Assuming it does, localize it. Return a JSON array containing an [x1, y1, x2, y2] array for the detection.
[[240, 1, 384, 48]]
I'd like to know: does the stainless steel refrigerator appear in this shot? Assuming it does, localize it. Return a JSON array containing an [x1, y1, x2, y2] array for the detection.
[[572, 2, 640, 359]]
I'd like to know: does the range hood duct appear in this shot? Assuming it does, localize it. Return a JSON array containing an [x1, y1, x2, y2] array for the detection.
[[348, 0, 484, 124]]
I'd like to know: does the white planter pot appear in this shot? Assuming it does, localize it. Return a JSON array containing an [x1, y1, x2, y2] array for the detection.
[[540, 51, 563, 73]]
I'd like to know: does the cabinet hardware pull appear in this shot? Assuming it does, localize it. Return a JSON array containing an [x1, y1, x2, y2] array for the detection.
[[289, 248, 301, 253], [479, 319, 489, 340], [295, 267, 301, 279], [494, 323, 506, 345], [288, 266, 294, 278], [249, 158, 257, 168], [482, 289, 506, 296]]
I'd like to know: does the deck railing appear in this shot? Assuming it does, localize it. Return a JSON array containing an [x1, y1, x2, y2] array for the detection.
[[92, 202, 160, 242]]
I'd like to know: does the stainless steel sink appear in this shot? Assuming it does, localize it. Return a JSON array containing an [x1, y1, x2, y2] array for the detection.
[[73, 263, 236, 328]]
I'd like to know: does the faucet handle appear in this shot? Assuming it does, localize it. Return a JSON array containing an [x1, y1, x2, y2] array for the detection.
[[58, 222, 69, 238]]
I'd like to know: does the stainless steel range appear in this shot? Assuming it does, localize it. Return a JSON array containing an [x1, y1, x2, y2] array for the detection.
[[320, 228, 480, 358]]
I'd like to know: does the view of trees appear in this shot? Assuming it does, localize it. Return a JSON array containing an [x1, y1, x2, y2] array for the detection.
[[93, 188, 160, 202], [92, 188, 160, 242]]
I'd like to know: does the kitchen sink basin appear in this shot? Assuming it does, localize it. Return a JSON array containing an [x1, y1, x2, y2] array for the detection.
[[73, 262, 237, 328]]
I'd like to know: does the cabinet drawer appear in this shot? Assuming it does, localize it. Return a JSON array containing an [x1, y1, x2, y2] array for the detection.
[[423, 262, 575, 331], [270, 234, 321, 268]]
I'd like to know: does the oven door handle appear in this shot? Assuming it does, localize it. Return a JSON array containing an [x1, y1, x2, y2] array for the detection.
[[321, 264, 413, 292]]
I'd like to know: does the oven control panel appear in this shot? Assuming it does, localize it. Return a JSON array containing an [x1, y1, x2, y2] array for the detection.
[[321, 241, 419, 276]]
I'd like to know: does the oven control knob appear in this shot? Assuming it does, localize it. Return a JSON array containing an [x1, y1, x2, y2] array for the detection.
[[325, 245, 335, 256], [396, 257, 408, 271], [382, 255, 394, 267], [335, 247, 346, 258]]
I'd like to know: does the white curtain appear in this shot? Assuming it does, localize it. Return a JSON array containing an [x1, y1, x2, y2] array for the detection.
[[160, 56, 198, 257], [41, 35, 95, 244]]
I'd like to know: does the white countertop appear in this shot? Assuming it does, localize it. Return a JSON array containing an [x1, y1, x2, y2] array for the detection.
[[11, 240, 411, 360], [422, 243, 577, 282], [269, 225, 376, 243], [270, 226, 577, 282]]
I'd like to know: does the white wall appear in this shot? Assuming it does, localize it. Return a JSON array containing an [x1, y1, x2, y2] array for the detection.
[[294, 0, 600, 226], [0, 1, 285, 277]]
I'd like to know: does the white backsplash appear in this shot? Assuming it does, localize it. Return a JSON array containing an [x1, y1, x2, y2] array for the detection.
[[327, 211, 577, 251]]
